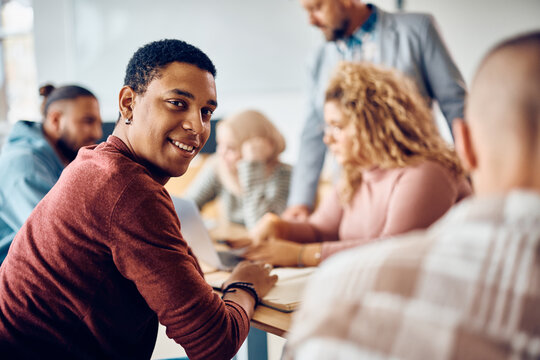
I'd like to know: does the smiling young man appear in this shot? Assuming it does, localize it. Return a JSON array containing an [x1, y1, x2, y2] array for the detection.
[[116, 61, 217, 181], [0, 39, 277, 360]]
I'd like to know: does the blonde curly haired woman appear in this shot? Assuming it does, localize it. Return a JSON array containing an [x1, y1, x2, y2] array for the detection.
[[242, 62, 472, 267]]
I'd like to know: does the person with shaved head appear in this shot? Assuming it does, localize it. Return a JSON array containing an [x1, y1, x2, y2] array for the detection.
[[283, 31, 540, 359]]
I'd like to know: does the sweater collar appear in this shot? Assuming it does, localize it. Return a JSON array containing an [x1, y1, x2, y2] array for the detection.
[[105, 135, 170, 185]]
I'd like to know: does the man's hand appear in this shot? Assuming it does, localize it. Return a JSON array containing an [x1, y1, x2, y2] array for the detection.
[[224, 260, 278, 299]]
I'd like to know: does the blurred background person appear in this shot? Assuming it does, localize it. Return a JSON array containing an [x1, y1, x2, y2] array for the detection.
[[186, 109, 291, 229], [0, 84, 102, 263]]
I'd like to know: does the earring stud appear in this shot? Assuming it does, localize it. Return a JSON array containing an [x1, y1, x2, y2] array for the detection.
[[125, 118, 132, 125]]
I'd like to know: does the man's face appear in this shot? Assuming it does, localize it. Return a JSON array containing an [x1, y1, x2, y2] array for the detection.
[[127, 62, 217, 179], [300, 0, 350, 41], [57, 96, 102, 162]]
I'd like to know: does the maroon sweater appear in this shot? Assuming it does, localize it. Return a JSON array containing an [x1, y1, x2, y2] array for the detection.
[[0, 136, 249, 359]]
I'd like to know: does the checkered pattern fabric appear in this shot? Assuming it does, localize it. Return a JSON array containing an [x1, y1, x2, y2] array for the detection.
[[285, 190, 540, 360]]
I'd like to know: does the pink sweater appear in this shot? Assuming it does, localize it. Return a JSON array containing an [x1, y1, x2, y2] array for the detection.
[[285, 161, 471, 260], [0, 136, 249, 359]]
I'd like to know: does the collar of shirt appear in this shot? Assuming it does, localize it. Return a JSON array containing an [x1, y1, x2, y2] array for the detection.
[[336, 3, 378, 55]]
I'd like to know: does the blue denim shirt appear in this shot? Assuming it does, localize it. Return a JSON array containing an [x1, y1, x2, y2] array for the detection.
[[0, 120, 64, 263]]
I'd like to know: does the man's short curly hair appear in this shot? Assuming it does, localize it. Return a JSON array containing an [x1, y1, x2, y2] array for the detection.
[[123, 39, 216, 94]]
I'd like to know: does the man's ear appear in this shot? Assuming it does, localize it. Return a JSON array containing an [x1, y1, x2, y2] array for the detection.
[[118, 86, 136, 121], [453, 118, 477, 172], [45, 109, 63, 140]]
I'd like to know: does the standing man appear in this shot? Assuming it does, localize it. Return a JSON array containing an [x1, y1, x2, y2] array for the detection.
[[0, 85, 102, 263], [284, 0, 466, 219], [284, 31, 540, 359]]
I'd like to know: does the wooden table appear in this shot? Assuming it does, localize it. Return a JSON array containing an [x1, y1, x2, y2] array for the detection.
[[206, 223, 293, 337], [205, 267, 293, 338], [251, 304, 292, 337], [204, 223, 293, 360]]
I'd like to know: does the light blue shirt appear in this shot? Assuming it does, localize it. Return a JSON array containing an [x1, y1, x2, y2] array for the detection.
[[0, 120, 64, 263], [335, 4, 378, 61]]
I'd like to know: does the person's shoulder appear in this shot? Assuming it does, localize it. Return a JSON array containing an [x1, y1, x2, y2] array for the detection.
[[2, 121, 48, 153], [382, 7, 432, 24], [0, 148, 39, 183], [399, 161, 471, 201], [379, 7, 433, 32], [402, 160, 454, 180], [106, 164, 172, 217], [0, 134, 58, 176], [69, 139, 163, 198], [74, 137, 140, 174]]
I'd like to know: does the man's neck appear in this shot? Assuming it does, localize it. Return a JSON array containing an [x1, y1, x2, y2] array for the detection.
[[347, 3, 373, 37]]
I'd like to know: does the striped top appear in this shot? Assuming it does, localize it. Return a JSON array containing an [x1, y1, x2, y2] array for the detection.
[[285, 190, 540, 359], [185, 156, 291, 229]]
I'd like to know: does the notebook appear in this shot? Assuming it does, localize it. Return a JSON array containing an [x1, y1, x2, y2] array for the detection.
[[172, 196, 243, 271]]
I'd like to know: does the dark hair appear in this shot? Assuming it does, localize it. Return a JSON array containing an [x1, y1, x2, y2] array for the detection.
[[123, 39, 216, 95], [40, 84, 97, 117]]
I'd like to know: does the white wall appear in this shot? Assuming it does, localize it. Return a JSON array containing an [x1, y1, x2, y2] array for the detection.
[[406, 0, 540, 84], [33, 0, 323, 163], [33, 0, 540, 164]]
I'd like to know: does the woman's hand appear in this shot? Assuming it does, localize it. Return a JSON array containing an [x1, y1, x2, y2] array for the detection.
[[243, 239, 302, 267], [224, 237, 252, 249], [241, 137, 274, 162], [244, 240, 323, 267], [250, 213, 283, 246]]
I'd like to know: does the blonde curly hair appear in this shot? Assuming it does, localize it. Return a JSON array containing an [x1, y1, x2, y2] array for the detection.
[[325, 62, 464, 203]]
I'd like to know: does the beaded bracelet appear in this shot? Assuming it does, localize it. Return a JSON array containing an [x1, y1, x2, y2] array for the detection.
[[221, 282, 260, 306]]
